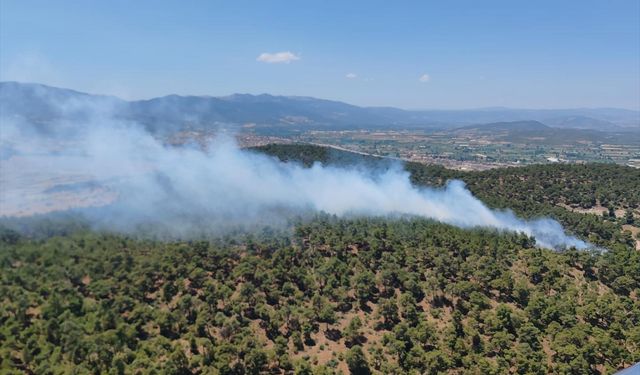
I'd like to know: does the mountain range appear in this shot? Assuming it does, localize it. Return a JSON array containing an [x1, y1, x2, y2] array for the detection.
[[1, 81, 638, 133]]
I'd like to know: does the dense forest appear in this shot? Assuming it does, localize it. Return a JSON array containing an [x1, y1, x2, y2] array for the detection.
[[1, 144, 639, 374], [256, 144, 640, 249], [254, 144, 640, 211]]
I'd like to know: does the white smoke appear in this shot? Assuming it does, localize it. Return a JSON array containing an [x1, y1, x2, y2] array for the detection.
[[0, 113, 590, 250]]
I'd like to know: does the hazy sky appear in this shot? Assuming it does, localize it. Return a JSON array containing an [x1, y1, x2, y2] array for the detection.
[[1, 0, 639, 109]]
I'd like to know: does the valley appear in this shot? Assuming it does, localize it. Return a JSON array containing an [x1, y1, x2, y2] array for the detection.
[[256, 125, 640, 170]]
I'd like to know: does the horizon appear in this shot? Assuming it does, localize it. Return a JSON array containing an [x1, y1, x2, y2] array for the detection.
[[3, 80, 640, 112], [1, 1, 639, 110]]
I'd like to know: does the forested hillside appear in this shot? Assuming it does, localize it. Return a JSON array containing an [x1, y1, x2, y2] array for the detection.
[[256, 144, 640, 249], [1, 216, 639, 374], [253, 144, 640, 211], [1, 144, 639, 374]]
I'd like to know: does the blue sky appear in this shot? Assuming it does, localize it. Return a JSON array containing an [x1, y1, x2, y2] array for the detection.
[[1, 0, 639, 109]]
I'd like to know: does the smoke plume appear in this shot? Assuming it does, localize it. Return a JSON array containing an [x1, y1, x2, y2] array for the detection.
[[0, 93, 590, 250]]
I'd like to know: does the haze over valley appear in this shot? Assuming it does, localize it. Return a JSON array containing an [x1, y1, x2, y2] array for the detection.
[[3, 81, 640, 171]]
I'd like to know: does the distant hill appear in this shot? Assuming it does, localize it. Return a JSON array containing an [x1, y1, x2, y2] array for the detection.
[[0, 81, 125, 122], [127, 92, 395, 133], [448, 120, 640, 145], [413, 107, 639, 130], [1, 81, 638, 132], [542, 115, 622, 130], [454, 120, 551, 132]]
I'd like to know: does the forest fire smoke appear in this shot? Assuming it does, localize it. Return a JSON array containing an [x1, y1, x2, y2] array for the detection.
[[1, 109, 590, 250]]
